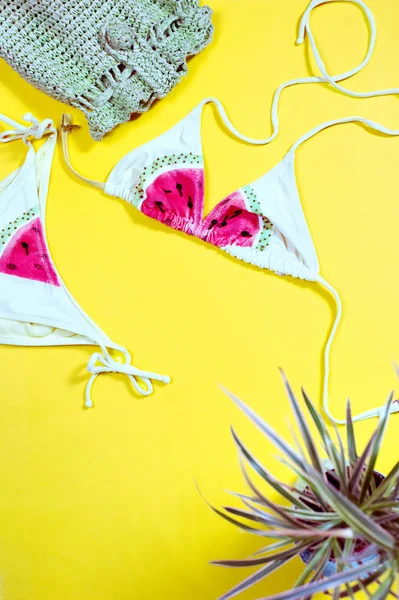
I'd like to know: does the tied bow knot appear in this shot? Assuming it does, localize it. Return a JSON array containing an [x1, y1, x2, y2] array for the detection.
[[85, 350, 171, 408], [0, 113, 54, 144]]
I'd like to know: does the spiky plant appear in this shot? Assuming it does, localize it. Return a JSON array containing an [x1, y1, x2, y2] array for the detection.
[[209, 375, 399, 600]]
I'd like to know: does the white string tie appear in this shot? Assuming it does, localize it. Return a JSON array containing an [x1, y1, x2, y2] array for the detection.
[[296, 0, 399, 99], [85, 349, 171, 408], [0, 113, 54, 144], [317, 275, 399, 424]]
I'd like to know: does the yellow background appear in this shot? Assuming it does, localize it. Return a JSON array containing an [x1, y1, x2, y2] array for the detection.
[[0, 1, 399, 598]]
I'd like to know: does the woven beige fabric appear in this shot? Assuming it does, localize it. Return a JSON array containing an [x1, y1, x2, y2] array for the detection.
[[0, 0, 213, 139]]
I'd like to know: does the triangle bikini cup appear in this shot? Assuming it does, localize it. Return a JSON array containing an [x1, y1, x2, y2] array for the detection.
[[2, 0, 399, 422]]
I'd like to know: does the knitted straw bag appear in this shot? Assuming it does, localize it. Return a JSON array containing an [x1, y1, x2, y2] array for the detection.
[[0, 0, 213, 140]]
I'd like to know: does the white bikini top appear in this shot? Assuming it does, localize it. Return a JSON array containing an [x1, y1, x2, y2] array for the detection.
[[59, 0, 399, 424], [0, 114, 170, 407]]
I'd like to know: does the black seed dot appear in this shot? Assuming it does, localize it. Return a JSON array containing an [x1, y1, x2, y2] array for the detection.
[[6, 263, 17, 270], [187, 197, 193, 209], [228, 209, 242, 219], [34, 263, 42, 270], [176, 183, 183, 197], [208, 219, 218, 230], [163, 189, 172, 194], [155, 201, 165, 213], [241, 231, 251, 237], [219, 220, 228, 227]]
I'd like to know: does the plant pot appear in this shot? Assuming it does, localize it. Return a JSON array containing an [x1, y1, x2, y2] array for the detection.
[[295, 460, 385, 576]]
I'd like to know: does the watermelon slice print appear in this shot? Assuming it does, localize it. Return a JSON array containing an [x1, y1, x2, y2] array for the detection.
[[201, 190, 261, 248], [141, 168, 204, 233], [140, 166, 262, 249], [0, 216, 59, 286]]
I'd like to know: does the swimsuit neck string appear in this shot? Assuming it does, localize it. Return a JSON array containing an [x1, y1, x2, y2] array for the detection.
[[299, 0, 399, 99], [187, 0, 388, 147]]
